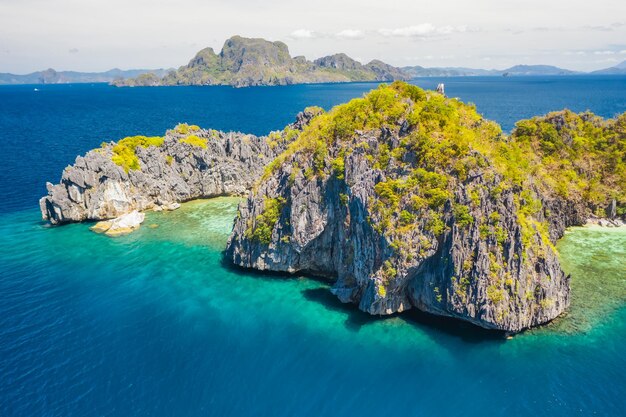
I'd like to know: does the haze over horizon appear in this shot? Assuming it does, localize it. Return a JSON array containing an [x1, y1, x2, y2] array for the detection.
[[1, 0, 625, 74]]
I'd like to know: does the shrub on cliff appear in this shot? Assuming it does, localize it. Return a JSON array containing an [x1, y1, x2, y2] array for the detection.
[[107, 135, 164, 172], [179, 135, 208, 149]]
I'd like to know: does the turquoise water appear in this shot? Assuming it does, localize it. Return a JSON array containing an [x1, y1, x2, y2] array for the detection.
[[0, 200, 624, 416], [0, 78, 625, 416]]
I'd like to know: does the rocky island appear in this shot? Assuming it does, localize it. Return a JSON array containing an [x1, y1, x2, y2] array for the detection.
[[39, 110, 319, 224], [40, 82, 625, 333], [112, 36, 410, 88]]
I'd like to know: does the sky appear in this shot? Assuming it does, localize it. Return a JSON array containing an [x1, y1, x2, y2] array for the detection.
[[1, 0, 625, 73]]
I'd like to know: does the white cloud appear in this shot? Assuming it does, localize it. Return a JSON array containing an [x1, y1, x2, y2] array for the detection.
[[378, 23, 435, 37], [290, 29, 316, 39], [0, 0, 624, 73], [291, 28, 366, 41], [336, 29, 365, 40], [593, 50, 615, 55], [377, 23, 468, 38]]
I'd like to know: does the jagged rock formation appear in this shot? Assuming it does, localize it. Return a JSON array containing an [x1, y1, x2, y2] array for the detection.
[[113, 35, 411, 88], [41, 81, 624, 332], [225, 82, 625, 332], [39, 110, 319, 224]]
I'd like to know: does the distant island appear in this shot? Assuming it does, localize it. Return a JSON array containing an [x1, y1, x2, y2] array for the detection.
[[2, 36, 625, 87], [112, 36, 411, 88], [0, 68, 171, 85], [402, 62, 626, 77], [589, 60, 626, 75]]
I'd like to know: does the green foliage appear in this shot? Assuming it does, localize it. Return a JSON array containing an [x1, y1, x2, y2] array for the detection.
[[511, 110, 626, 207], [433, 286, 442, 303], [175, 123, 200, 135], [382, 260, 397, 279], [487, 285, 505, 304], [494, 225, 508, 246], [399, 210, 415, 226], [426, 213, 446, 236], [109, 135, 165, 172], [304, 106, 325, 116], [179, 135, 208, 149], [245, 197, 286, 245], [312, 140, 327, 174], [377, 283, 387, 298], [374, 180, 403, 207], [453, 204, 474, 228], [331, 155, 345, 179]]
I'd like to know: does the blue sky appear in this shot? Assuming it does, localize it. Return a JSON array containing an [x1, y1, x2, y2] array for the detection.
[[0, 0, 624, 73]]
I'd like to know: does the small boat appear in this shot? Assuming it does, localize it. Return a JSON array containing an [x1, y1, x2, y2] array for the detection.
[[33, 88, 39, 92]]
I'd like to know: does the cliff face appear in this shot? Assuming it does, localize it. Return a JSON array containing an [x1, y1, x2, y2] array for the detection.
[[113, 36, 411, 88], [226, 82, 625, 332], [39, 111, 318, 224]]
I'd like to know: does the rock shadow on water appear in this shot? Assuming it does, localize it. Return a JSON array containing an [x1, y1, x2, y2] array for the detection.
[[222, 255, 507, 342], [302, 287, 507, 343], [219, 256, 333, 284], [302, 287, 378, 332], [398, 309, 507, 344]]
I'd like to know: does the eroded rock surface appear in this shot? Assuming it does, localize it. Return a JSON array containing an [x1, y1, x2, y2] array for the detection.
[[40, 111, 318, 224], [91, 210, 146, 237]]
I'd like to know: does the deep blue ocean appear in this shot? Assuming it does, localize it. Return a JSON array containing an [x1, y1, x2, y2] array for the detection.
[[0, 76, 625, 416]]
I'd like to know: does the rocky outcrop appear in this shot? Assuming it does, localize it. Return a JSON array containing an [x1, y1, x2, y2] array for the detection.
[[226, 82, 626, 332], [90, 210, 145, 237], [39, 111, 315, 224], [113, 35, 411, 88]]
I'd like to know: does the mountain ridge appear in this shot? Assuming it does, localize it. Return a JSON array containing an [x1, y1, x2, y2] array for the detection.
[[3, 47, 625, 86], [113, 35, 411, 88], [590, 60, 626, 75], [403, 64, 581, 77]]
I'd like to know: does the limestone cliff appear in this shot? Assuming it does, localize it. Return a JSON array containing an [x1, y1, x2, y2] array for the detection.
[[113, 36, 411, 88], [39, 111, 318, 224], [225, 82, 625, 332]]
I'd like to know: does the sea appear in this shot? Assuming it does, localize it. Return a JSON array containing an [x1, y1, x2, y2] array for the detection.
[[0, 75, 625, 416]]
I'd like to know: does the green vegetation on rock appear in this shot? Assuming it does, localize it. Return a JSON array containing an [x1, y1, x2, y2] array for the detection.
[[245, 197, 286, 244], [262, 82, 625, 262], [106, 135, 164, 172], [175, 123, 201, 135], [179, 135, 208, 149], [511, 110, 626, 205]]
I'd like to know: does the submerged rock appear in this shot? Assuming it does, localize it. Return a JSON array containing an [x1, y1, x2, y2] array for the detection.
[[226, 82, 626, 333]]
